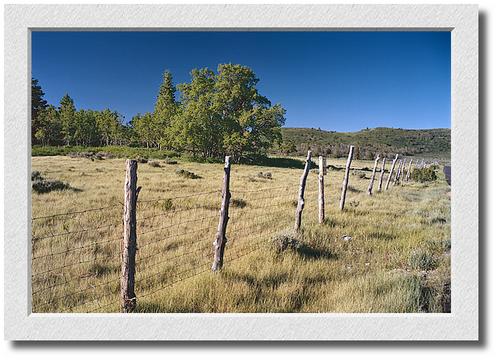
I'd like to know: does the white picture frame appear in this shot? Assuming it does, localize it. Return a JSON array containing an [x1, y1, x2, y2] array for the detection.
[[4, 4, 478, 341]]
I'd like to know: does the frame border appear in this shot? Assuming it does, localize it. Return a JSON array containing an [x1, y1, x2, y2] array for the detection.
[[4, 4, 478, 341]]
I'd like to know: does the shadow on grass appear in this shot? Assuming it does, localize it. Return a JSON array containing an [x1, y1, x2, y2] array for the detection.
[[296, 244, 338, 261]]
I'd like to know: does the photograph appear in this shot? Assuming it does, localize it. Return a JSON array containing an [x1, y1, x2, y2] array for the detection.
[[29, 30, 452, 314]]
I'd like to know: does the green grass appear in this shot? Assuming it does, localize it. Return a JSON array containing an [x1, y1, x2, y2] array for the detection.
[[31, 155, 450, 313]]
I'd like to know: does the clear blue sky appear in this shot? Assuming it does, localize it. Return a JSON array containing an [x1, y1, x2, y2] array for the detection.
[[32, 31, 450, 132]]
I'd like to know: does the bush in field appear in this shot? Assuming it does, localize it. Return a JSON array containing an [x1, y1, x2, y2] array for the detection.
[[230, 198, 247, 208], [32, 170, 72, 194], [270, 230, 302, 254], [31, 171, 43, 181], [164, 157, 178, 165], [175, 168, 201, 179], [411, 168, 437, 183], [409, 249, 438, 271], [161, 198, 174, 211]]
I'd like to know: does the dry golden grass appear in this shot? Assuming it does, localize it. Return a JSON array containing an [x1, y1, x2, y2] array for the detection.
[[31, 155, 450, 313]]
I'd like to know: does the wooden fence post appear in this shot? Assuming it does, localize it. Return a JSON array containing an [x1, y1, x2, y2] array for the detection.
[[405, 159, 413, 181], [367, 154, 380, 196], [395, 159, 403, 185], [318, 156, 326, 224], [294, 150, 312, 232], [121, 159, 140, 313], [378, 157, 386, 192], [385, 154, 399, 190], [212, 156, 231, 272], [339, 145, 354, 211], [399, 159, 406, 184]]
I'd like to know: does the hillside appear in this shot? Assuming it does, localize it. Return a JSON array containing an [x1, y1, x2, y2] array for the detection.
[[278, 127, 451, 160]]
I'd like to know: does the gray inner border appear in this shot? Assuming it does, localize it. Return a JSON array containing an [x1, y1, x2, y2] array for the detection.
[[4, 4, 478, 341]]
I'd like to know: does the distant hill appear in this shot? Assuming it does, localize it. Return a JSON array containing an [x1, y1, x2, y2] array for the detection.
[[276, 127, 450, 160]]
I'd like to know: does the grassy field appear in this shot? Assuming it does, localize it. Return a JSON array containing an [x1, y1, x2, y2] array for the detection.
[[31, 155, 451, 313]]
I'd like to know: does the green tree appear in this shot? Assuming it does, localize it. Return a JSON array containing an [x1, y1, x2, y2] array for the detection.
[[59, 94, 76, 145], [96, 109, 122, 145], [131, 112, 156, 148], [173, 68, 223, 157], [73, 110, 99, 146], [153, 70, 178, 149], [31, 78, 48, 143], [34, 105, 62, 145], [214, 64, 285, 160]]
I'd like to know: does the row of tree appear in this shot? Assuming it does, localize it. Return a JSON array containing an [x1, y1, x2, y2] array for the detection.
[[32, 64, 286, 160]]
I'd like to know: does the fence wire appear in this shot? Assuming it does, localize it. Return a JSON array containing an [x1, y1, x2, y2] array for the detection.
[[31, 175, 323, 313]]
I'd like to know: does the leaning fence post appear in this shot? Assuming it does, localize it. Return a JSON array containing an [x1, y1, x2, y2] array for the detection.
[[396, 159, 404, 184], [121, 159, 140, 313], [294, 150, 312, 232], [318, 156, 326, 224], [339, 145, 354, 211], [398, 158, 406, 183], [385, 154, 399, 190], [367, 154, 380, 196], [378, 157, 386, 192], [212, 156, 231, 272], [405, 159, 413, 181]]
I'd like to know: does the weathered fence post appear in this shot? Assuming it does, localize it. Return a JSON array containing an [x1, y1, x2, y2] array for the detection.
[[399, 159, 406, 184], [385, 154, 399, 190], [121, 159, 140, 313], [395, 159, 403, 185], [339, 145, 354, 211], [212, 156, 231, 271], [367, 154, 380, 196], [318, 156, 326, 224], [294, 150, 312, 232], [378, 157, 386, 192], [405, 159, 413, 181]]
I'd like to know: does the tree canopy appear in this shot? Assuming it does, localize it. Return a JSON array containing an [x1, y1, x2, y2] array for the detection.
[[31, 64, 286, 160]]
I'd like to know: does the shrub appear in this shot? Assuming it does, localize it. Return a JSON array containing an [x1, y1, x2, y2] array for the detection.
[[270, 230, 302, 254], [231, 198, 247, 208], [409, 249, 438, 271], [31, 171, 43, 181], [148, 160, 161, 168], [161, 198, 174, 211], [164, 157, 178, 165], [411, 168, 437, 183], [175, 168, 201, 179], [32, 179, 70, 194], [136, 156, 148, 164]]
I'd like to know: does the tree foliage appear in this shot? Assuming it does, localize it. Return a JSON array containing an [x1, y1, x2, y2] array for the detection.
[[31, 64, 286, 160], [31, 78, 48, 142]]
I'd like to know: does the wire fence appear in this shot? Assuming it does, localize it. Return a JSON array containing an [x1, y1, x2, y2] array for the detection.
[[31, 180, 322, 313], [31, 152, 414, 313]]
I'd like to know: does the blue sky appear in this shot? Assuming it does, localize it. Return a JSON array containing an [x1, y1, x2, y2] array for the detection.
[[32, 31, 450, 132]]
